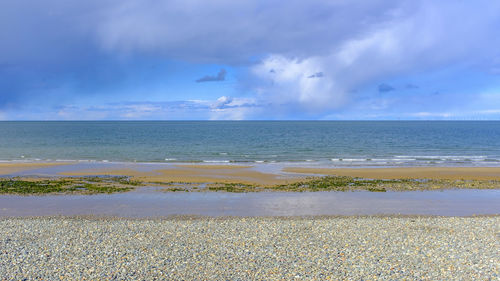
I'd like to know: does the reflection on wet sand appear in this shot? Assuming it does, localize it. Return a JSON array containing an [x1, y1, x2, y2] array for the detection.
[[1, 188, 499, 217], [0, 162, 73, 176]]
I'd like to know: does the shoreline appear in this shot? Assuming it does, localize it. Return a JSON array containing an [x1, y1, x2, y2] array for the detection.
[[1, 162, 500, 194], [2, 213, 499, 220], [2, 161, 500, 185], [2, 163, 499, 217]]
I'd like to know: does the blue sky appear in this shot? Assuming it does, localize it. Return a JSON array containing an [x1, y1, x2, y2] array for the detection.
[[1, 0, 500, 120]]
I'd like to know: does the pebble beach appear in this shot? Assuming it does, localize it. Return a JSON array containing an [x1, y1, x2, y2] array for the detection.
[[1, 216, 498, 280]]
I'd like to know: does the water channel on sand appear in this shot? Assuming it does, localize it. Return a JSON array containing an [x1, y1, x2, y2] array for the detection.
[[1, 188, 499, 217]]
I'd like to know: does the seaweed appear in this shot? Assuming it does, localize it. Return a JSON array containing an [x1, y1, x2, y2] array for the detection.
[[0, 176, 137, 195], [207, 183, 257, 192]]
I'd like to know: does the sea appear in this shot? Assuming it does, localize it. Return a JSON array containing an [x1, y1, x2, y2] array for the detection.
[[1, 121, 500, 167]]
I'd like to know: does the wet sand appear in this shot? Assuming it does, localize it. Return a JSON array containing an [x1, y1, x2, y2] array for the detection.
[[58, 165, 297, 185], [0, 162, 73, 176], [59, 165, 500, 185], [3, 162, 500, 186], [284, 167, 500, 180]]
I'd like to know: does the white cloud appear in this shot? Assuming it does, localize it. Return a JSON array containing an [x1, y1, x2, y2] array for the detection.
[[475, 109, 500, 115], [412, 112, 453, 118], [209, 96, 260, 120], [1, 98, 262, 120], [248, 1, 500, 115], [211, 96, 233, 109], [252, 55, 345, 111]]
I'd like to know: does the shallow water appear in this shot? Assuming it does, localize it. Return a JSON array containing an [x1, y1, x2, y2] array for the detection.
[[1, 188, 499, 217]]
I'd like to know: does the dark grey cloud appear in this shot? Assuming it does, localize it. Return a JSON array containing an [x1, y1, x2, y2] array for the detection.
[[93, 0, 403, 63], [1, 0, 500, 118], [378, 83, 395, 93], [196, 69, 226, 83], [308, 72, 324, 78], [2, 0, 500, 70]]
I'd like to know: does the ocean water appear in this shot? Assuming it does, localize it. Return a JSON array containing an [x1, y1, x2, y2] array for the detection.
[[1, 121, 500, 167]]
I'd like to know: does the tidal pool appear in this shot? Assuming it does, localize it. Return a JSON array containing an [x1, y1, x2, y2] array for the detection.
[[1, 188, 499, 217]]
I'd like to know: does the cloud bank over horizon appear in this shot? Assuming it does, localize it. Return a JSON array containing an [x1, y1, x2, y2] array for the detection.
[[1, 0, 500, 120]]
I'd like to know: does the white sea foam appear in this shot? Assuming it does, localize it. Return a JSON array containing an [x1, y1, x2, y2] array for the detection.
[[203, 160, 230, 163], [397, 155, 486, 159], [392, 155, 490, 162], [325, 155, 500, 167]]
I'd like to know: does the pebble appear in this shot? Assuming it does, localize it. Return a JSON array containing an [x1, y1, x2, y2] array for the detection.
[[0, 216, 498, 280]]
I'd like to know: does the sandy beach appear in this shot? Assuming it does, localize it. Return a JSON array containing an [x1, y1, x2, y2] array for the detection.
[[55, 163, 500, 185], [1, 163, 499, 279], [56, 164, 294, 185], [284, 167, 500, 180], [2, 162, 500, 187]]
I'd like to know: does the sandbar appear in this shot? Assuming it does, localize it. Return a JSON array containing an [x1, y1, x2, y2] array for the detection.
[[284, 167, 500, 180], [60, 166, 298, 185], [2, 162, 499, 186]]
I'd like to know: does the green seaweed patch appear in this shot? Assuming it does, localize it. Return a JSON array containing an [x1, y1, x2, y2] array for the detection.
[[272, 176, 406, 192], [163, 187, 189, 192], [118, 175, 500, 193], [366, 187, 387, 192], [269, 176, 499, 192], [80, 176, 143, 186], [157, 176, 500, 193], [0, 176, 139, 195], [161, 183, 206, 192], [207, 183, 258, 193]]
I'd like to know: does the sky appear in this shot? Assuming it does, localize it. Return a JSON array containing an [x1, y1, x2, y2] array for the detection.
[[1, 0, 500, 120]]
